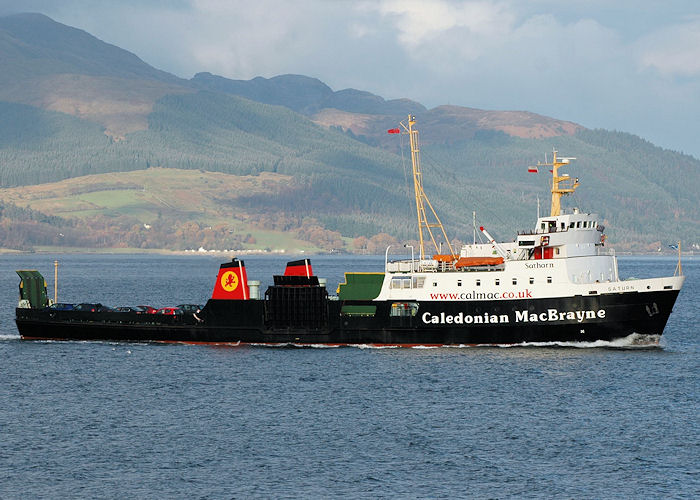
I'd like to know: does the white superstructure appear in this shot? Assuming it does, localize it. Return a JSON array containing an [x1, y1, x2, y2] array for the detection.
[[378, 118, 684, 303]]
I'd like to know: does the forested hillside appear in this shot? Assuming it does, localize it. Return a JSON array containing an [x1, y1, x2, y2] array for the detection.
[[0, 13, 697, 252], [419, 129, 698, 247]]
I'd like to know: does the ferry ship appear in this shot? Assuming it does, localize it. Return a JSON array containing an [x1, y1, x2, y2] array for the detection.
[[15, 116, 684, 346]]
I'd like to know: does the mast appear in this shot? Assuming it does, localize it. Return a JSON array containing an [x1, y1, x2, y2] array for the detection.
[[675, 240, 682, 276], [399, 115, 455, 260], [530, 149, 579, 216]]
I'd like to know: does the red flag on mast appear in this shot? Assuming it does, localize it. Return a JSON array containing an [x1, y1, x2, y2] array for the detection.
[[387, 128, 400, 134]]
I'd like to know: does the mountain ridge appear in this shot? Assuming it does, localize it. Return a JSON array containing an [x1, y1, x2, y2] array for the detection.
[[190, 72, 427, 117], [0, 13, 697, 252], [0, 13, 184, 84]]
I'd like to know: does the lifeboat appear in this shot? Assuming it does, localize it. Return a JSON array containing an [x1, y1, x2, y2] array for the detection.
[[454, 257, 504, 268]]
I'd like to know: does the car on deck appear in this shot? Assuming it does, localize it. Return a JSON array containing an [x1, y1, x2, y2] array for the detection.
[[115, 306, 149, 313], [176, 304, 203, 313], [48, 303, 74, 311], [156, 307, 183, 316]]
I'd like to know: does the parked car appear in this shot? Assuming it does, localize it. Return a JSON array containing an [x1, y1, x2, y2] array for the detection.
[[74, 303, 114, 312], [137, 305, 157, 314], [48, 303, 74, 311], [74, 303, 103, 312], [176, 304, 203, 313], [156, 307, 183, 316], [115, 306, 148, 313]]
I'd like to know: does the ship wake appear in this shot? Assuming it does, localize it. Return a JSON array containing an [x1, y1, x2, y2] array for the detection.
[[487, 333, 662, 349], [204, 333, 664, 349]]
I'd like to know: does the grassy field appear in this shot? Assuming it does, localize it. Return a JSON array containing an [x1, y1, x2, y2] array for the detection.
[[2, 167, 288, 218], [0, 167, 322, 252]]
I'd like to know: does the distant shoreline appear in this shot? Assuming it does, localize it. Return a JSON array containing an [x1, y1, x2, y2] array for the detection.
[[0, 247, 312, 256], [1, 247, 693, 258]]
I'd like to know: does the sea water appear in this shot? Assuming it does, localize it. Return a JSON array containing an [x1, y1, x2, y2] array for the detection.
[[0, 254, 697, 498]]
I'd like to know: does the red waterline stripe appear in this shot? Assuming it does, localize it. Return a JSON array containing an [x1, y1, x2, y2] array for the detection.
[[20, 336, 486, 347]]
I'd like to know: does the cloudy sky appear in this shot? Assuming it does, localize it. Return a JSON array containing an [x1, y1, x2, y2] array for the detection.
[[2, 0, 699, 157]]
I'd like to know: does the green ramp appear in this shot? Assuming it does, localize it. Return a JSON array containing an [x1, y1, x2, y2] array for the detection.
[[16, 270, 48, 309]]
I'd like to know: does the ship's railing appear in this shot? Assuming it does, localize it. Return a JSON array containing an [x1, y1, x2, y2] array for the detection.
[[386, 260, 416, 273], [385, 259, 507, 273], [385, 245, 417, 273], [385, 259, 453, 273], [517, 227, 569, 235]]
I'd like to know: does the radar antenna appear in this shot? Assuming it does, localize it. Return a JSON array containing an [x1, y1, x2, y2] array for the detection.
[[529, 149, 579, 216]]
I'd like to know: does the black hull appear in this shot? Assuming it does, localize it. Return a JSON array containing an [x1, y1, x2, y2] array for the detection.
[[16, 290, 680, 346]]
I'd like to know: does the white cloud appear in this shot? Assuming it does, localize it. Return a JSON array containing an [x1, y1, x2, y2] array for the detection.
[[637, 17, 700, 77], [356, 0, 515, 65], [374, 0, 513, 45]]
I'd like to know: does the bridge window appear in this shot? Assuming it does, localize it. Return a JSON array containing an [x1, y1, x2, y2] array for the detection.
[[570, 222, 575, 228], [391, 277, 412, 289], [576, 221, 582, 228]]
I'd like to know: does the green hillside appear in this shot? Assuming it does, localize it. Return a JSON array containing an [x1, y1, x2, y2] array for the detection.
[[0, 12, 697, 252], [420, 129, 697, 248], [0, 92, 417, 240], [0, 93, 402, 185]]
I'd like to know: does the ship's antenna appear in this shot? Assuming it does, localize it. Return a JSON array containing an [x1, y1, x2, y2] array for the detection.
[[529, 149, 579, 216], [536, 196, 540, 220], [54, 260, 58, 303], [397, 115, 455, 260], [473, 211, 476, 245]]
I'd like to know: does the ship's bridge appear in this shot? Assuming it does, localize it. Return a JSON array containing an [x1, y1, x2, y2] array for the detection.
[[533, 208, 601, 235], [514, 208, 606, 259]]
